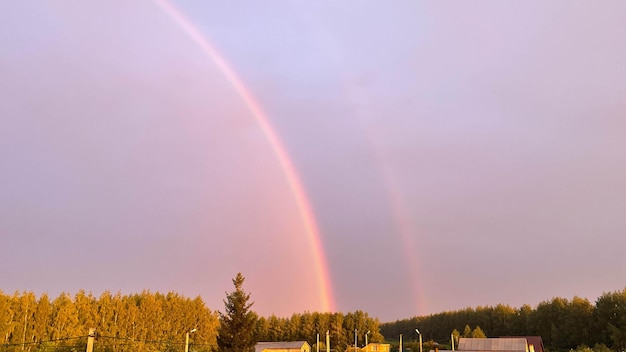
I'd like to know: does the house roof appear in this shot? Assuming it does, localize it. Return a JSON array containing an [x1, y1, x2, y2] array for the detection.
[[500, 337, 544, 352], [255, 341, 310, 352], [457, 338, 528, 352]]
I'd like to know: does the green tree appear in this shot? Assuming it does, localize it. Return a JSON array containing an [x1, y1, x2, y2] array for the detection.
[[562, 297, 594, 348], [510, 304, 532, 336], [330, 313, 347, 352], [595, 288, 626, 350], [217, 273, 257, 352], [266, 315, 285, 341], [312, 312, 330, 343], [298, 313, 315, 342]]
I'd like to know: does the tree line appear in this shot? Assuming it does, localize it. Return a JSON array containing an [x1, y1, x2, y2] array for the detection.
[[0, 285, 382, 352], [253, 310, 384, 349], [0, 289, 219, 352], [380, 288, 626, 352], [3, 282, 626, 352]]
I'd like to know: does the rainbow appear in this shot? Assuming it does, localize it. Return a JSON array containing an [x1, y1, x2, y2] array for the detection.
[[340, 85, 425, 315], [154, 0, 336, 312]]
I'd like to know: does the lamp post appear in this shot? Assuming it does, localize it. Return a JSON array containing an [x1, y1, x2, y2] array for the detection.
[[354, 329, 358, 352], [326, 330, 330, 352], [185, 328, 197, 352], [415, 329, 422, 352], [365, 330, 370, 347]]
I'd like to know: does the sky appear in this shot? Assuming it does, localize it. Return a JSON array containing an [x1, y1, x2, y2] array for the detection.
[[2, 1, 626, 323]]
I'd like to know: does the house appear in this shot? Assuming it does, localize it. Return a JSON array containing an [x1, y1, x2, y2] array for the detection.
[[255, 341, 312, 352], [363, 343, 391, 352]]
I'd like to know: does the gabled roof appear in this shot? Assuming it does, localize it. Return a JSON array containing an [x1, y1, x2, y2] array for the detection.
[[457, 338, 528, 352], [255, 341, 310, 352]]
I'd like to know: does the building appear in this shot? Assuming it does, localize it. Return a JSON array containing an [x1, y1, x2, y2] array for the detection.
[[499, 337, 544, 352], [363, 343, 391, 352], [455, 337, 544, 352], [255, 341, 312, 352], [457, 338, 529, 352]]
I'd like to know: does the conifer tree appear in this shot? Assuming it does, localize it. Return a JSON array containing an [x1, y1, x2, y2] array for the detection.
[[470, 326, 486, 338], [217, 273, 257, 352], [462, 325, 472, 338]]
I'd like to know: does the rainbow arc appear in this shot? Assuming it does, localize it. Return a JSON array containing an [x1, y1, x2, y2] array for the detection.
[[154, 0, 336, 313]]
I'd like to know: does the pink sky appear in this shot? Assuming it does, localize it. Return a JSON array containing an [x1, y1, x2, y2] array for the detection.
[[2, 1, 626, 322]]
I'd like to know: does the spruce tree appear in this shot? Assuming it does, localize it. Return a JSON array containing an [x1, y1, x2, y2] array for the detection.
[[217, 273, 257, 352], [470, 326, 486, 338]]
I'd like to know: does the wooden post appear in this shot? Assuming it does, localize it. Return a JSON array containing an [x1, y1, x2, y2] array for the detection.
[[86, 328, 96, 352]]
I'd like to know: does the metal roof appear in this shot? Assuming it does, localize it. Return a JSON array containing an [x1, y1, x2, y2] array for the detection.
[[457, 338, 528, 352], [500, 337, 544, 352], [255, 341, 310, 352]]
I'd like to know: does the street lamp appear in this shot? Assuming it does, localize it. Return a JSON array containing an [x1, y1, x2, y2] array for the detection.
[[415, 329, 422, 352], [326, 330, 330, 352], [354, 329, 358, 352], [185, 328, 197, 352], [365, 330, 370, 347]]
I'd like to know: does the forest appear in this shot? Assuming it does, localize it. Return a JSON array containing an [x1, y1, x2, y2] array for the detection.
[[1, 288, 626, 352], [0, 289, 383, 352], [380, 288, 626, 352]]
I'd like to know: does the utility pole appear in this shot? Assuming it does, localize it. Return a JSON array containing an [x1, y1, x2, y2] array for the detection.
[[451, 333, 455, 351], [85, 328, 96, 352], [185, 328, 197, 352]]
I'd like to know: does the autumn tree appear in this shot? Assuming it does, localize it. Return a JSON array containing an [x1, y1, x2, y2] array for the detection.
[[470, 326, 486, 338], [462, 325, 472, 338], [217, 273, 257, 352], [451, 329, 460, 347]]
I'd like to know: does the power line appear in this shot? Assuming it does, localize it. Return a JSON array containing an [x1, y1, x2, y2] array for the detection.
[[2, 336, 88, 347], [1, 334, 217, 351]]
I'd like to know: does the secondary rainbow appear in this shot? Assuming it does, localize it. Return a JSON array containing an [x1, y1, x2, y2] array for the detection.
[[338, 81, 425, 314], [154, 0, 336, 312]]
